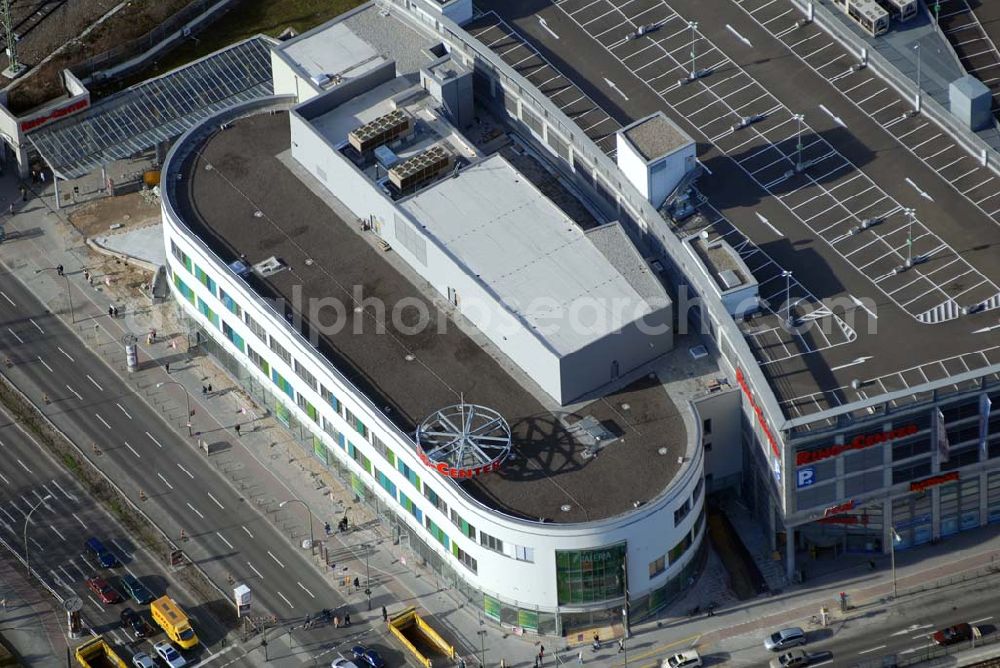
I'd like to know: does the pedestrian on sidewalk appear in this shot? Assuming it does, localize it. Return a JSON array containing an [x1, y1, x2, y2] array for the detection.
[[20, 185, 26, 202], [235, 424, 241, 437], [165, 362, 170, 374], [56, 264, 63, 276], [381, 606, 388, 623], [325, 522, 332, 536], [617, 639, 624, 654], [202, 386, 207, 395], [344, 612, 351, 626], [108, 306, 113, 318], [207, 383, 213, 393], [577, 651, 583, 664], [353, 577, 360, 591], [591, 633, 600, 651]]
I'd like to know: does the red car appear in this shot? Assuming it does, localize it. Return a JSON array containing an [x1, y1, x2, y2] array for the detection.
[[932, 623, 972, 646], [86, 575, 121, 604]]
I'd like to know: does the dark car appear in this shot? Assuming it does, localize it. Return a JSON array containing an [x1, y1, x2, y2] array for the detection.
[[120, 574, 154, 605], [932, 623, 972, 646], [85, 537, 119, 568], [351, 645, 385, 668], [86, 575, 121, 604], [120, 607, 149, 638]]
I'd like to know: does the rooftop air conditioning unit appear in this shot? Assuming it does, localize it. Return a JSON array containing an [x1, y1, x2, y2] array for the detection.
[[253, 256, 286, 277]]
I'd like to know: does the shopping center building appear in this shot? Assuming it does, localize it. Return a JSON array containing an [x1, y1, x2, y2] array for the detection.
[[158, 0, 1000, 636]]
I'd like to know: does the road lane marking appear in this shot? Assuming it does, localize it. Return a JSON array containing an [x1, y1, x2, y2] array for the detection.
[[0, 506, 14, 522], [33, 489, 53, 510], [72, 512, 87, 529], [56, 347, 74, 362], [242, 525, 254, 538], [207, 492, 225, 510], [0, 471, 8, 485], [111, 539, 131, 560], [117, 403, 132, 420], [7, 328, 23, 344], [177, 463, 194, 479], [186, 502, 204, 519], [95, 413, 111, 429], [53, 480, 77, 502], [86, 375, 103, 391], [17, 459, 32, 474], [66, 385, 83, 401], [276, 591, 294, 608], [247, 562, 263, 579], [971, 616, 993, 624], [267, 551, 285, 568], [858, 645, 886, 654], [146, 431, 163, 448], [59, 564, 74, 583], [0, 291, 14, 306], [87, 595, 103, 610], [37, 356, 52, 373], [157, 473, 174, 490], [892, 624, 932, 636], [297, 582, 315, 598], [216, 532, 234, 550], [29, 318, 43, 333], [124, 442, 141, 459], [69, 559, 87, 579], [50, 525, 65, 541]]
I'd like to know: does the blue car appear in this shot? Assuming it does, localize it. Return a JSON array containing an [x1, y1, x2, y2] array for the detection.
[[85, 537, 119, 568], [351, 645, 385, 668]]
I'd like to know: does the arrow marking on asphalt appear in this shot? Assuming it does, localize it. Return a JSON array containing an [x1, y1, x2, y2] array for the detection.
[[972, 322, 1000, 334], [725, 24, 752, 47], [756, 212, 783, 236], [904, 177, 933, 202], [831, 356, 873, 371], [538, 16, 559, 39], [603, 77, 629, 101], [819, 103, 846, 128]]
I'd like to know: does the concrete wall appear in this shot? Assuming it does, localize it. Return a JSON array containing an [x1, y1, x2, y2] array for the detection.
[[694, 389, 743, 490], [615, 134, 650, 202]]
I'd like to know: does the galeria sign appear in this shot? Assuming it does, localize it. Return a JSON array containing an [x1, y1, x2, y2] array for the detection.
[[796, 424, 918, 465]]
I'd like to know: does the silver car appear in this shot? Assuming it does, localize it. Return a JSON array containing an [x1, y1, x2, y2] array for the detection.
[[764, 627, 806, 651]]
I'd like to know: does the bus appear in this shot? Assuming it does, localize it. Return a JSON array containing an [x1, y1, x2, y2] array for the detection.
[[831, 0, 890, 37], [876, 0, 918, 22]]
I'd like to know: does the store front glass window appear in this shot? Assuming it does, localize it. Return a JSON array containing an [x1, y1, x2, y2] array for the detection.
[[555, 543, 626, 605]]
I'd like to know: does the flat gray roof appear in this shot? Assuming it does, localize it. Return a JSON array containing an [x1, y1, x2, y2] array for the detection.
[[620, 111, 691, 162], [277, 21, 387, 85], [400, 154, 665, 355]]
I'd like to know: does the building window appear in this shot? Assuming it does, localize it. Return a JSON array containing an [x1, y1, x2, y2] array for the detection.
[[197, 297, 219, 328], [424, 484, 447, 514], [219, 288, 241, 317], [398, 460, 420, 490], [293, 359, 318, 392], [452, 544, 478, 574], [297, 393, 318, 422], [170, 240, 192, 273], [892, 458, 932, 485], [480, 531, 503, 553], [222, 320, 245, 353], [371, 433, 388, 460], [271, 369, 294, 400], [323, 418, 345, 448], [173, 274, 195, 305], [692, 477, 704, 505], [555, 544, 626, 606], [320, 385, 342, 415], [269, 337, 291, 365], [425, 517, 450, 549], [703, 418, 712, 435], [244, 311, 267, 342], [348, 441, 371, 474], [375, 469, 397, 499], [668, 531, 693, 565], [449, 509, 475, 540], [344, 406, 368, 440], [194, 264, 217, 296], [514, 545, 534, 562], [399, 492, 422, 523], [674, 499, 691, 526], [648, 555, 666, 579], [246, 345, 269, 375]]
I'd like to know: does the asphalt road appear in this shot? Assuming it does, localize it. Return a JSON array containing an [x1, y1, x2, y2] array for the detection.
[[0, 402, 230, 664], [0, 264, 398, 666]]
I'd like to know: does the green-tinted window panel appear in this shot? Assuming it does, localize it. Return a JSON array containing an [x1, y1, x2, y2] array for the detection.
[[173, 274, 195, 305], [386, 449, 395, 466], [555, 543, 627, 606], [484, 595, 501, 621], [313, 437, 330, 464], [222, 321, 245, 353], [270, 369, 294, 399], [305, 400, 319, 423], [517, 609, 539, 632], [194, 264, 217, 295], [182, 255, 192, 273], [197, 297, 219, 328]]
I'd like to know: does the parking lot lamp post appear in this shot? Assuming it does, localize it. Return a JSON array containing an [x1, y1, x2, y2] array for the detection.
[[688, 21, 699, 80], [782, 270, 793, 328], [793, 114, 805, 172], [156, 380, 192, 436], [477, 628, 487, 667], [24, 494, 52, 576], [914, 43, 922, 114], [904, 208, 915, 268], [890, 526, 901, 599], [279, 499, 315, 551]]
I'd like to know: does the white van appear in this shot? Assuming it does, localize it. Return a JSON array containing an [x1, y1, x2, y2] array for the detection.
[[661, 650, 702, 668]]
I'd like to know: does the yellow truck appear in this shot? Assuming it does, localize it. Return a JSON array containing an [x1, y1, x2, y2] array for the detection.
[[150, 595, 199, 649], [388, 607, 455, 668], [74, 636, 127, 668]]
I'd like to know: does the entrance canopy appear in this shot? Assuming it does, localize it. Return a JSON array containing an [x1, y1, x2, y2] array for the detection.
[[29, 36, 275, 179]]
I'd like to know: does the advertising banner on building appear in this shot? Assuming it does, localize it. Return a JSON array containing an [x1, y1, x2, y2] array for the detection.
[[981, 394, 993, 460], [936, 408, 950, 464]]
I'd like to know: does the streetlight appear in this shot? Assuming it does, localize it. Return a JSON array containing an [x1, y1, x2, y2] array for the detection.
[[24, 495, 52, 576], [364, 542, 372, 611], [688, 21, 699, 81], [904, 208, 915, 268], [156, 381, 192, 435], [35, 268, 74, 323], [782, 270, 793, 329], [279, 499, 314, 552], [477, 628, 487, 668], [913, 43, 922, 115], [793, 114, 805, 172], [890, 525, 902, 600]]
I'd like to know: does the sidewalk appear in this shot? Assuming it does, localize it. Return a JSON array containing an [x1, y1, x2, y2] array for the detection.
[[7, 173, 1000, 668], [0, 549, 68, 668]]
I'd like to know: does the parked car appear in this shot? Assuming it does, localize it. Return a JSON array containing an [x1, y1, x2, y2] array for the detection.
[[764, 627, 807, 651], [932, 623, 972, 646], [120, 574, 154, 605], [84, 537, 119, 568], [86, 575, 121, 604], [120, 607, 148, 638], [153, 641, 187, 668], [331, 659, 361, 668], [351, 645, 385, 668], [770, 648, 810, 668], [662, 649, 702, 668], [131, 651, 156, 668]]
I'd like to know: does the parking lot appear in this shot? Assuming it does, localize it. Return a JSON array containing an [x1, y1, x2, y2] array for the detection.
[[466, 10, 621, 156], [733, 0, 1000, 226], [554, 0, 1000, 324], [933, 0, 1000, 118]]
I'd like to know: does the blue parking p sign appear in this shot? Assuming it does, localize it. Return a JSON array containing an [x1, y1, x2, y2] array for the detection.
[[797, 467, 816, 488]]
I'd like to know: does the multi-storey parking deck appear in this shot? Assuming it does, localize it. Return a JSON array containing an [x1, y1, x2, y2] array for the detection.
[[479, 0, 1000, 429]]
